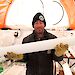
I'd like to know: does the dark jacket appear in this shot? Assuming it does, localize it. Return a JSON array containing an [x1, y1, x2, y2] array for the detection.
[[22, 29, 63, 75]]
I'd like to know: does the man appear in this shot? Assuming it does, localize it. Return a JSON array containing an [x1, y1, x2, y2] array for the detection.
[[21, 12, 68, 75], [5, 12, 68, 75]]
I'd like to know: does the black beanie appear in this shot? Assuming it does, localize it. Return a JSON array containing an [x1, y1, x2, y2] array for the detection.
[[32, 12, 46, 28]]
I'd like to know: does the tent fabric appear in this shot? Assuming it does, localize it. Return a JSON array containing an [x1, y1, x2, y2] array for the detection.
[[60, 0, 75, 29], [0, 0, 13, 28], [0, 0, 75, 29]]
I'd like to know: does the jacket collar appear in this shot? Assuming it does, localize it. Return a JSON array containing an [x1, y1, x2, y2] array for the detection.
[[33, 29, 49, 41]]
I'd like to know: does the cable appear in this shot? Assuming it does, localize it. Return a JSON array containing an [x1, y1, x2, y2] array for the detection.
[[39, 0, 44, 14], [53, 1, 64, 25]]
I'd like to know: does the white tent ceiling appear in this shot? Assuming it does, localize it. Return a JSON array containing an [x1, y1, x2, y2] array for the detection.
[[6, 0, 69, 29]]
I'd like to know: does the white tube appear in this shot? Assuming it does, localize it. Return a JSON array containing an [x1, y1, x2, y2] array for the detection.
[[0, 35, 75, 56]]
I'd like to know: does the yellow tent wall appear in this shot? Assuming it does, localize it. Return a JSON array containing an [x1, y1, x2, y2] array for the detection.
[[0, 0, 13, 28], [60, 0, 75, 29]]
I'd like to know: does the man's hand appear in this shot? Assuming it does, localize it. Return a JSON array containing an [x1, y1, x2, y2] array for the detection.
[[55, 43, 69, 57], [4, 52, 23, 61]]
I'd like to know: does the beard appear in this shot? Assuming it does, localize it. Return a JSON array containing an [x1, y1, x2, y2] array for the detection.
[[36, 28, 44, 34], [35, 27, 44, 34]]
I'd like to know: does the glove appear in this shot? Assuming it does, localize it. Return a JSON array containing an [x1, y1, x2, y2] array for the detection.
[[4, 52, 23, 61], [55, 43, 69, 57]]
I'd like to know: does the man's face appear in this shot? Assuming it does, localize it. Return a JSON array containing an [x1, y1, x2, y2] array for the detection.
[[34, 20, 45, 34]]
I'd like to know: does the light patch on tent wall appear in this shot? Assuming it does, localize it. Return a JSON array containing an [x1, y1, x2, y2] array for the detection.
[[6, 0, 43, 28], [43, 0, 69, 28], [6, 0, 69, 29], [52, 1, 64, 25]]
